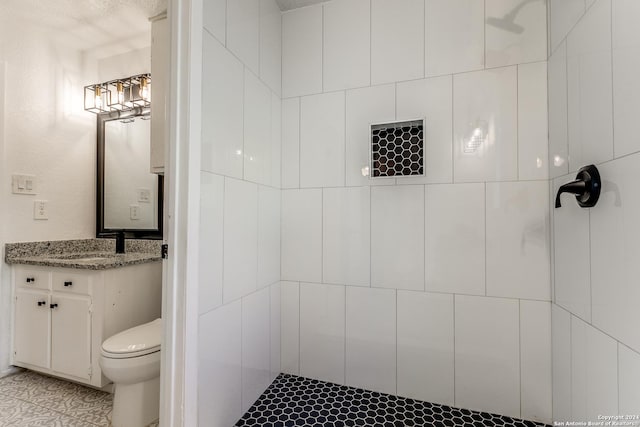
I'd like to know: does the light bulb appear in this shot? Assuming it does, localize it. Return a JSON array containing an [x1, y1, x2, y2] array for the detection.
[[116, 82, 124, 104], [139, 77, 150, 101], [94, 86, 103, 109]]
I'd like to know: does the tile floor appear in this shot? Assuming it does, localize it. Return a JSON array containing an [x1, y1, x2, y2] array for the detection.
[[0, 370, 159, 427], [236, 374, 551, 427]]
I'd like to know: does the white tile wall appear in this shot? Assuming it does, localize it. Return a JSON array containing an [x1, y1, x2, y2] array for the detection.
[[486, 181, 550, 301], [199, 3, 281, 425], [517, 62, 548, 181], [396, 76, 453, 184], [260, 0, 282, 95], [590, 155, 640, 354], [276, 2, 552, 422], [244, 70, 273, 186], [397, 291, 454, 406], [485, 0, 547, 68], [257, 186, 280, 288], [322, 187, 370, 287], [270, 283, 281, 378], [223, 178, 258, 303], [323, 0, 370, 92], [242, 288, 272, 412], [201, 33, 244, 179], [612, 0, 640, 158], [227, 0, 260, 76], [199, 172, 224, 315], [299, 91, 345, 188], [345, 287, 396, 394], [271, 94, 282, 188], [520, 300, 552, 423], [425, 183, 485, 296], [548, 40, 569, 179], [299, 283, 345, 384], [280, 281, 300, 375], [619, 345, 640, 419], [281, 98, 300, 189], [455, 295, 520, 418], [371, 185, 424, 291], [551, 304, 572, 422], [549, 0, 640, 422], [281, 189, 322, 282], [424, 0, 484, 76], [203, 0, 226, 44], [345, 84, 396, 187], [553, 174, 591, 321], [570, 316, 618, 422], [371, 0, 424, 85], [566, 0, 613, 172], [198, 300, 242, 427], [453, 67, 518, 183], [550, 0, 585, 53], [282, 6, 323, 97]]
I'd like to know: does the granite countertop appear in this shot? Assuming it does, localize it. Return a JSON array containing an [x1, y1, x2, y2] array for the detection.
[[5, 239, 162, 270]]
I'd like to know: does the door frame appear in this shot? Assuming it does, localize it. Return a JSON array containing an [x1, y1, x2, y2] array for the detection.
[[160, 0, 202, 425]]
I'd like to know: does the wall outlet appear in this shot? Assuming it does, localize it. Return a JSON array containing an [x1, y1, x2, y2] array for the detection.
[[12, 174, 36, 195], [137, 188, 151, 203], [130, 205, 140, 220], [33, 200, 48, 220]]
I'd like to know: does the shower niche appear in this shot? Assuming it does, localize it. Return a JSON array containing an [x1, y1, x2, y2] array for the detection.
[[370, 119, 425, 178]]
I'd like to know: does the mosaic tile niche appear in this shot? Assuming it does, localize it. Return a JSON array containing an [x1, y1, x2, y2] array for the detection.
[[370, 119, 424, 178]]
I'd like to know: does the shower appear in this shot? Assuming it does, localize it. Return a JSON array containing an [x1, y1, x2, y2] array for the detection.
[[486, 0, 542, 34]]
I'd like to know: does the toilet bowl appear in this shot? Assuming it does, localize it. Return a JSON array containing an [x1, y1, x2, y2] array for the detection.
[[100, 319, 161, 427]]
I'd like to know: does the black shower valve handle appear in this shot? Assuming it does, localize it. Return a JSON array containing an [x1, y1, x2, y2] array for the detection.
[[555, 164, 601, 209]]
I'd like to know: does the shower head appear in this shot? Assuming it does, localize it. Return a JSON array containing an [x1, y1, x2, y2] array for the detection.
[[486, 0, 541, 34], [486, 16, 525, 34]]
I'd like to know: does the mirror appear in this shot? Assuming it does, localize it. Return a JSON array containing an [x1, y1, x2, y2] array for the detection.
[[97, 109, 163, 239]]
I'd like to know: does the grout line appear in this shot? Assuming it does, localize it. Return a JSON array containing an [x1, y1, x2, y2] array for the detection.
[[610, 0, 615, 158], [343, 285, 347, 384], [588, 208, 592, 323], [395, 289, 398, 395], [453, 294, 457, 406], [240, 294, 244, 410], [451, 75, 455, 181], [484, 182, 487, 296], [321, 189, 324, 284], [516, 65, 520, 180], [298, 97, 302, 188], [369, 0, 372, 86], [297, 282, 301, 375], [222, 177, 226, 303], [518, 299, 522, 418], [483, 0, 486, 68], [617, 343, 620, 415], [321, 4, 324, 93]]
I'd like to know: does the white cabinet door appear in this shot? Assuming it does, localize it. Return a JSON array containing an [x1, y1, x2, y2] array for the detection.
[[150, 14, 168, 174], [14, 290, 50, 369], [50, 293, 92, 380]]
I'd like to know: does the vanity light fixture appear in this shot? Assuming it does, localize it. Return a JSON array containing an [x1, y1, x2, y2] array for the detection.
[[84, 73, 151, 114]]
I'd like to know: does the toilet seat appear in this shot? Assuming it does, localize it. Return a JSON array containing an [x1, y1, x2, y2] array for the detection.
[[101, 318, 161, 359]]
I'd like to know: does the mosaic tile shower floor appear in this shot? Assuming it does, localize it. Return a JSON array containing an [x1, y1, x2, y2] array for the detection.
[[0, 370, 159, 427], [236, 374, 550, 427]]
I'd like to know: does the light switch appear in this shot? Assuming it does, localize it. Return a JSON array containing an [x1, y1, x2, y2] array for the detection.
[[137, 188, 151, 203], [12, 174, 36, 195], [33, 200, 48, 220]]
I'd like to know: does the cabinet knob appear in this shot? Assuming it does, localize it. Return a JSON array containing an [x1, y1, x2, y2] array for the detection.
[[64, 281, 72, 287], [26, 277, 35, 283], [50, 303, 58, 309], [37, 301, 46, 307]]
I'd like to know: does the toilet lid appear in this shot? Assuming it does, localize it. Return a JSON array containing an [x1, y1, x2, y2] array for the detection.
[[101, 318, 161, 358]]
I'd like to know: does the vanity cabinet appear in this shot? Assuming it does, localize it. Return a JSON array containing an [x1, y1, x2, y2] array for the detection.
[[150, 11, 168, 174], [11, 263, 161, 388]]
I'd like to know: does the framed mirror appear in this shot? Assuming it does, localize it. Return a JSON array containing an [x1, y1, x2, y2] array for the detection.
[[97, 108, 163, 239]]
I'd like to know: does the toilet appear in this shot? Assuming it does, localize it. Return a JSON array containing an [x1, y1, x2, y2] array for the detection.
[[100, 319, 162, 427]]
